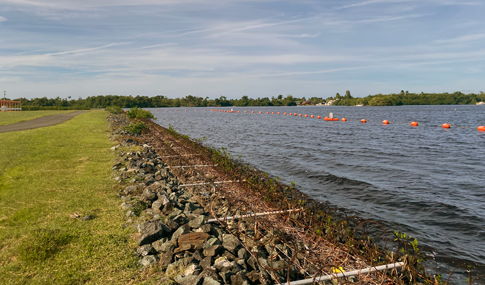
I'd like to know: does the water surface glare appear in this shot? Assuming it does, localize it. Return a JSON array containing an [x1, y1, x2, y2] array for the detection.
[[152, 105, 485, 277]]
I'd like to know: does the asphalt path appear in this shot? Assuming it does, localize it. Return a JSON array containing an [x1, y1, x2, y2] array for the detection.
[[0, 111, 88, 133]]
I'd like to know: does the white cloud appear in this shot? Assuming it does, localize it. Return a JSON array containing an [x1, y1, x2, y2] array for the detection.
[[0, 15, 7, 22]]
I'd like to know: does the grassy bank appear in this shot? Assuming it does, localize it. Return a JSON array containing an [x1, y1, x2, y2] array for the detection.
[[0, 110, 75, 126], [0, 111, 144, 284]]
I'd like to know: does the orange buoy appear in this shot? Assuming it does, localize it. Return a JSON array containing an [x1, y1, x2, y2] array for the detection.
[[259, 111, 262, 114], [290, 113, 292, 115], [361, 119, 366, 123], [175, 109, 178, 111], [317, 116, 321, 119], [310, 115, 314, 118], [284, 112, 287, 115], [383, 120, 389, 125], [442, 123, 450, 128], [166, 110, 168, 111], [156, 110, 158, 111], [185, 109, 187, 111], [266, 111, 269, 114], [271, 112, 274, 114], [299, 114, 302, 117], [304, 114, 308, 117], [411, 121, 418, 127], [294, 113, 297, 116], [342, 118, 347, 121], [238, 111, 240, 113], [252, 111, 254, 113], [204, 109, 206, 111], [478, 126, 485, 131], [244, 111, 247, 113], [277, 112, 280, 115]]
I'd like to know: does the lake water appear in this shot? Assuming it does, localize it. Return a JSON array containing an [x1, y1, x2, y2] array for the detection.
[[152, 105, 485, 280]]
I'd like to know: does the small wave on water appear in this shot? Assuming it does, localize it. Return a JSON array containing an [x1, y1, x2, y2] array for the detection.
[[153, 105, 485, 280]]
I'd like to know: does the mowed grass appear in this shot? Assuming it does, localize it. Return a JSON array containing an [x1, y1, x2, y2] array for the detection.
[[0, 111, 148, 284], [0, 110, 75, 126]]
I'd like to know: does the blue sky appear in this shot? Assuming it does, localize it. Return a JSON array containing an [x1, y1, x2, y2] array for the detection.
[[0, 0, 484, 100]]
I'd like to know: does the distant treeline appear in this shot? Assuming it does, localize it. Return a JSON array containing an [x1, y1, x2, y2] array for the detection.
[[11, 91, 485, 109], [332, 91, 485, 106]]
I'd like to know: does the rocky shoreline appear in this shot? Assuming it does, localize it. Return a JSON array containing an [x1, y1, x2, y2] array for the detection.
[[109, 114, 278, 285]]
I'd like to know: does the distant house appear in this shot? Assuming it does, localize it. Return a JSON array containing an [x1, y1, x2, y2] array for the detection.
[[297, 100, 312, 106], [325, 99, 338, 106]]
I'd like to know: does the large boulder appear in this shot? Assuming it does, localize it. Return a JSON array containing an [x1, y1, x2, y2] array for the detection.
[[137, 221, 167, 246]]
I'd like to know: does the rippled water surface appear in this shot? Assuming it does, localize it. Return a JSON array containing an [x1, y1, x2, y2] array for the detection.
[[152, 105, 485, 278]]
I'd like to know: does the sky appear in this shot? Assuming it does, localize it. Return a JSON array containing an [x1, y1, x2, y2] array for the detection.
[[0, 0, 484, 100]]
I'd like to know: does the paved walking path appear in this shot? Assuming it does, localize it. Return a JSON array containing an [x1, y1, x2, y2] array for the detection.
[[0, 111, 88, 133]]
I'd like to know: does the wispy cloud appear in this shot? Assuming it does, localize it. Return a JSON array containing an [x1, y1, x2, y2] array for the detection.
[[435, 33, 485, 44], [0, 15, 6, 22], [1, 0, 484, 98]]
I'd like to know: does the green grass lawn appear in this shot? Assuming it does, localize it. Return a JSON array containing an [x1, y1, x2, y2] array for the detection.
[[0, 111, 148, 284], [0, 110, 75, 126]]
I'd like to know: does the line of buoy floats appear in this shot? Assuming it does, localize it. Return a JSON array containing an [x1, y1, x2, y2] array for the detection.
[[152, 109, 485, 131]]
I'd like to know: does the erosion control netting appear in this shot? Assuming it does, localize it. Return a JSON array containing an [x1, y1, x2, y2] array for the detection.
[[138, 119, 433, 285]]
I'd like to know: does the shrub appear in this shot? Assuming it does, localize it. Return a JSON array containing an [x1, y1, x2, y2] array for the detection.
[[126, 107, 154, 119], [124, 121, 148, 135], [105, 106, 124, 114]]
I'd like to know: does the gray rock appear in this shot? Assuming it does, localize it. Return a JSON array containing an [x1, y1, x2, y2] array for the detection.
[[214, 259, 234, 271], [152, 238, 167, 252], [144, 174, 156, 185], [238, 248, 249, 260], [176, 275, 202, 285], [125, 210, 135, 217], [121, 202, 134, 210], [161, 240, 177, 253], [188, 215, 206, 229], [183, 264, 199, 276], [218, 271, 234, 284], [203, 237, 221, 249], [159, 194, 171, 205], [152, 199, 163, 212], [222, 250, 236, 261], [196, 224, 212, 233], [192, 249, 204, 261], [203, 245, 222, 257], [184, 202, 198, 213], [247, 256, 258, 271], [142, 188, 157, 201], [124, 185, 137, 195], [137, 221, 166, 246], [246, 271, 261, 284], [173, 214, 188, 225], [199, 268, 221, 282], [164, 218, 179, 230], [193, 208, 206, 215], [202, 277, 221, 285], [171, 224, 190, 242], [230, 272, 249, 285], [222, 235, 240, 253], [138, 255, 158, 267], [137, 244, 155, 256], [199, 256, 213, 269], [236, 259, 247, 270], [159, 252, 173, 269]]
